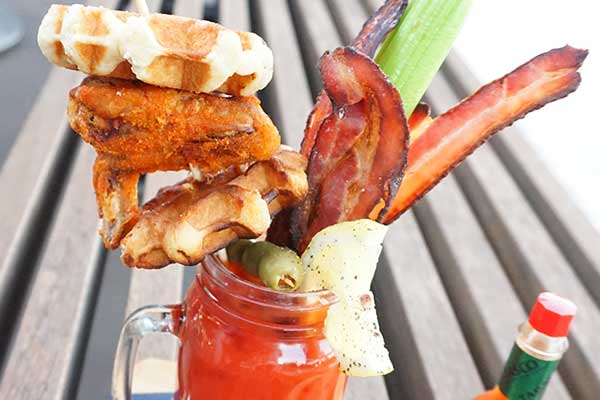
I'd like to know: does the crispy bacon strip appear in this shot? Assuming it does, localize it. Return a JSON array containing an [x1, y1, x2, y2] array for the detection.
[[300, 93, 332, 158], [408, 103, 433, 142], [383, 45, 588, 223], [292, 47, 409, 252], [269, 0, 408, 248], [299, 0, 407, 159], [353, 0, 408, 58]]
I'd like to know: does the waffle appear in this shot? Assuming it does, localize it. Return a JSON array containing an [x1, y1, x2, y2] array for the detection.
[[121, 149, 309, 269], [38, 4, 273, 95]]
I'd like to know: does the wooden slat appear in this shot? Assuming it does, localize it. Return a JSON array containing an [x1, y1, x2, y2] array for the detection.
[[413, 173, 570, 398], [252, 0, 313, 149], [345, 377, 390, 400], [426, 72, 600, 399], [443, 51, 600, 307], [131, 0, 161, 13], [219, 0, 249, 30], [492, 132, 600, 304], [288, 0, 341, 94], [376, 212, 484, 399], [0, 67, 83, 327], [0, 145, 102, 399]]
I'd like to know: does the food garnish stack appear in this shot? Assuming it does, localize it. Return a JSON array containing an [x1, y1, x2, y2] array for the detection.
[[37, 0, 587, 381]]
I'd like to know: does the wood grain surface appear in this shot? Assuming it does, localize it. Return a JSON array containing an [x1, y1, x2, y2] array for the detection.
[[413, 172, 570, 398], [429, 65, 600, 399], [2, 0, 599, 399], [443, 51, 600, 308], [252, 0, 313, 149], [377, 212, 484, 399]]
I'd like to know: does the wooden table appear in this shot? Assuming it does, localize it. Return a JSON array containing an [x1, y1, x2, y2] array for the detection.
[[1, 0, 599, 398]]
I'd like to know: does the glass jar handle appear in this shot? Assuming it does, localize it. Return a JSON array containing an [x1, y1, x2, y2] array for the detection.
[[111, 305, 182, 400]]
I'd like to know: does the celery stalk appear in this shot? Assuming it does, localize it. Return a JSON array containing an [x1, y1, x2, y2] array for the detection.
[[375, 0, 472, 116]]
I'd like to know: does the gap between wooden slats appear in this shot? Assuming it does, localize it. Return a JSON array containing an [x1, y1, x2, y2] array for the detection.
[[442, 51, 600, 308], [411, 165, 570, 398], [249, 0, 313, 149], [427, 70, 600, 399], [287, 0, 341, 98]]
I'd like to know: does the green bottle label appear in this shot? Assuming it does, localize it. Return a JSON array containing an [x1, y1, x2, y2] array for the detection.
[[498, 344, 559, 400]]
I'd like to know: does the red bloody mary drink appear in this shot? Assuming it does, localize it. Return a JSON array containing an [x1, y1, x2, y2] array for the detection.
[[174, 255, 347, 399]]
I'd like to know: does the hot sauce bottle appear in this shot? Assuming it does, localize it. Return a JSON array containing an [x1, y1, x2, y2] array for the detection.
[[475, 292, 576, 400]]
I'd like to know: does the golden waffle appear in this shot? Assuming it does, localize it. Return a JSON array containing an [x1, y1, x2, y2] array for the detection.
[[38, 4, 273, 95], [121, 149, 309, 269]]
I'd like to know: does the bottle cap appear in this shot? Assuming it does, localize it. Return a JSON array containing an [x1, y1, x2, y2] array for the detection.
[[528, 292, 577, 337]]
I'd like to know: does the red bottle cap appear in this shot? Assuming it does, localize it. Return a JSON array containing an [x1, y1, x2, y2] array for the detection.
[[528, 292, 577, 337]]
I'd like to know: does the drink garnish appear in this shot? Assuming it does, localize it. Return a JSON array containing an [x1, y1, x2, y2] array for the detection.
[[376, 0, 472, 116], [383, 45, 587, 223], [300, 219, 392, 376], [292, 48, 409, 253]]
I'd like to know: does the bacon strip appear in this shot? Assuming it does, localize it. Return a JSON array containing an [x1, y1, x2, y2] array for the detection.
[[300, 0, 407, 159], [300, 92, 332, 158], [383, 45, 588, 223], [408, 103, 433, 142], [268, 0, 408, 248], [292, 47, 409, 252], [353, 0, 408, 58]]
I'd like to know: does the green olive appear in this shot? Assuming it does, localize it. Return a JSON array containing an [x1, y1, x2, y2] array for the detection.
[[240, 241, 278, 276], [258, 248, 304, 291], [226, 239, 253, 264]]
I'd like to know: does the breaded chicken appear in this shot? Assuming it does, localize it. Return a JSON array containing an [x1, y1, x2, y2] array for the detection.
[[93, 155, 140, 249], [68, 76, 281, 175]]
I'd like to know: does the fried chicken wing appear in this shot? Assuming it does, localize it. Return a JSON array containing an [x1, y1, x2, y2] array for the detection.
[[121, 149, 308, 269], [68, 76, 280, 175], [93, 156, 140, 249]]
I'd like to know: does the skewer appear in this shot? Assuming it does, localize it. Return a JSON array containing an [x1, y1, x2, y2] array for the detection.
[[135, 0, 150, 15]]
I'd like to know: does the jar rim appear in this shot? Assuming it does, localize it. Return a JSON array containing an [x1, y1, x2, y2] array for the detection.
[[201, 253, 338, 311]]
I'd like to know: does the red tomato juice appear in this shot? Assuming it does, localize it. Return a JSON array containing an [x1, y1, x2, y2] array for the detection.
[[174, 257, 347, 400]]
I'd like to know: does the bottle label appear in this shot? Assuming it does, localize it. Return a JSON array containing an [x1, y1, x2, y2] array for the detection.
[[498, 344, 558, 400]]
